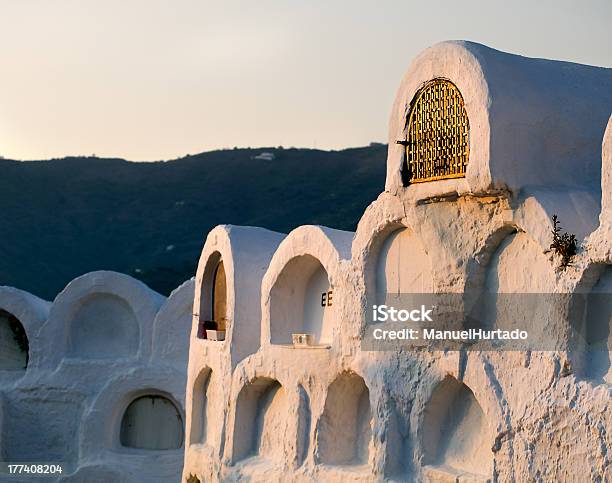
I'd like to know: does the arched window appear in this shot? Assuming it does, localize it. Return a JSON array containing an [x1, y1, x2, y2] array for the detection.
[[212, 260, 227, 331], [120, 395, 183, 450], [401, 79, 469, 184]]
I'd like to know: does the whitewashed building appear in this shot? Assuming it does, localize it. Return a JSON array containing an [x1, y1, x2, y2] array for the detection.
[[0, 272, 194, 482], [182, 41, 612, 482], [0, 40, 611, 483]]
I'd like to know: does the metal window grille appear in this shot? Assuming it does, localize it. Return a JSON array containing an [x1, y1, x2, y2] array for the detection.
[[402, 79, 469, 183]]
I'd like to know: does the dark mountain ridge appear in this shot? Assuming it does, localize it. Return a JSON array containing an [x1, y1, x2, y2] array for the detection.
[[0, 144, 387, 299]]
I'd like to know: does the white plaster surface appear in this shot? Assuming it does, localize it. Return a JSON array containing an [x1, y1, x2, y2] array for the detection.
[[386, 41, 612, 200], [182, 42, 612, 483], [0, 272, 194, 482]]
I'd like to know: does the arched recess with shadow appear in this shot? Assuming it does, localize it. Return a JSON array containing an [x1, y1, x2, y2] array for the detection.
[[270, 255, 334, 346], [68, 293, 140, 359], [198, 252, 229, 337], [570, 264, 612, 383], [0, 286, 49, 373], [466, 229, 557, 347], [189, 368, 217, 446], [421, 376, 493, 479], [316, 371, 372, 466], [120, 393, 184, 450], [372, 226, 433, 306], [232, 377, 290, 464], [0, 309, 29, 371]]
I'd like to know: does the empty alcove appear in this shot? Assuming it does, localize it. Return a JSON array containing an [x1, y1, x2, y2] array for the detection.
[[120, 394, 184, 450], [0, 309, 28, 371], [232, 378, 290, 463], [468, 231, 556, 342], [421, 376, 493, 479], [270, 255, 334, 346], [571, 265, 612, 383], [197, 252, 229, 340], [316, 372, 372, 466], [189, 368, 215, 446], [481, 232, 553, 293], [374, 228, 433, 307], [67, 293, 140, 359]]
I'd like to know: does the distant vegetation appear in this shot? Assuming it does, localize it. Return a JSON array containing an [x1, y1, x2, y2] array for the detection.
[[0, 145, 387, 299]]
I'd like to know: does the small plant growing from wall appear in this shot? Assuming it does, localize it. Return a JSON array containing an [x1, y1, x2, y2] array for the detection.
[[550, 215, 577, 269]]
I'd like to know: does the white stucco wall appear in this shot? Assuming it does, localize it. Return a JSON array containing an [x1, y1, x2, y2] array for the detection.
[[182, 225, 285, 481], [0, 273, 195, 483], [183, 41, 612, 483], [386, 41, 612, 197], [600, 115, 612, 222]]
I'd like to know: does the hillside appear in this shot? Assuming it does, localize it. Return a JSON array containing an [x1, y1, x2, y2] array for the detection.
[[0, 144, 387, 299]]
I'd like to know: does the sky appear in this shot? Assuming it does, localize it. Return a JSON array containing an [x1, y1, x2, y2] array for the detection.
[[0, 0, 610, 161]]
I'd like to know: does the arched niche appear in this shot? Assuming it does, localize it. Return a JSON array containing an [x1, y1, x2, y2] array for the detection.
[[0, 309, 28, 371], [198, 252, 229, 339], [270, 255, 334, 346], [469, 232, 556, 342], [483, 232, 553, 293], [374, 227, 433, 307], [572, 265, 612, 383], [67, 293, 140, 359], [189, 368, 216, 446], [232, 378, 290, 463], [316, 372, 372, 466], [120, 394, 184, 450], [421, 376, 493, 479]]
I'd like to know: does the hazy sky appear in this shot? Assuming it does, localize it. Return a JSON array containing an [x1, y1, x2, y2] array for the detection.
[[0, 1, 610, 161]]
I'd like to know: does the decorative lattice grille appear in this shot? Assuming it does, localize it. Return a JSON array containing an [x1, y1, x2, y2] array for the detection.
[[403, 79, 469, 183]]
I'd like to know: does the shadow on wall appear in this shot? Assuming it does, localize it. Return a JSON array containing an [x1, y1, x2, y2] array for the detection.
[[198, 251, 229, 337], [571, 265, 612, 383], [421, 376, 493, 479], [0, 310, 28, 371], [316, 371, 372, 466], [466, 231, 560, 348], [232, 378, 290, 464], [189, 368, 215, 447]]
